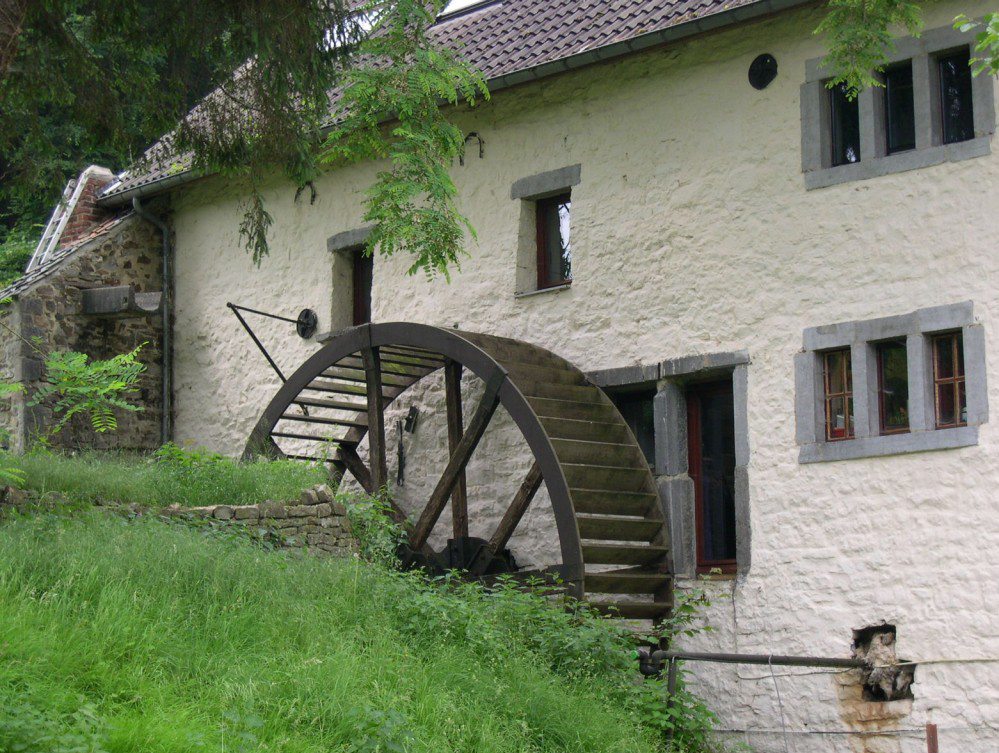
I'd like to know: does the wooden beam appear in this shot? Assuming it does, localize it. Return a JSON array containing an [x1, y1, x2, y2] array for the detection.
[[445, 360, 469, 539], [362, 347, 388, 492], [336, 445, 410, 528], [337, 445, 373, 494], [409, 371, 505, 551], [471, 462, 542, 575]]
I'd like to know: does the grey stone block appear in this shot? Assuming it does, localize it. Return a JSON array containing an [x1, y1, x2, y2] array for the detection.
[[234, 507, 259, 520], [327, 226, 373, 254], [213, 506, 233, 520], [587, 363, 660, 388], [660, 350, 749, 377], [510, 164, 581, 200]]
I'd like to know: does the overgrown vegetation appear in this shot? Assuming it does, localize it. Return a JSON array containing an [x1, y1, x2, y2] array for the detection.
[[0, 512, 689, 752], [9, 445, 328, 508]]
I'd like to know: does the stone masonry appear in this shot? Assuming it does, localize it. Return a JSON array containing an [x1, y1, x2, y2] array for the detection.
[[164, 484, 358, 557], [0, 206, 164, 452]]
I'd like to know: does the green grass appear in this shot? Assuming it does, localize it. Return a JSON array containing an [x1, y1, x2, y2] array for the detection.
[[0, 513, 662, 753], [11, 448, 329, 508]]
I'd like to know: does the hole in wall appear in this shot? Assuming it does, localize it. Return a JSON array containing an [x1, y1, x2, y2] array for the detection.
[[852, 624, 915, 701]]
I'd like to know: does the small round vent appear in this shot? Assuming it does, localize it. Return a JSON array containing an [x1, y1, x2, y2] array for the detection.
[[748, 54, 778, 90]]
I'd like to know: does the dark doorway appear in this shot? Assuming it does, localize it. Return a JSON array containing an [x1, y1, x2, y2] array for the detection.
[[686, 380, 737, 574], [352, 248, 373, 325], [608, 389, 655, 466]]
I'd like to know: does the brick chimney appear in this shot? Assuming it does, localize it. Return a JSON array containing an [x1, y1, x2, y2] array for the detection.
[[57, 166, 117, 249]]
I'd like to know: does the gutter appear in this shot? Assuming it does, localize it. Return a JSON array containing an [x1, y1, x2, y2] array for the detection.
[[131, 197, 173, 445], [98, 0, 816, 209]]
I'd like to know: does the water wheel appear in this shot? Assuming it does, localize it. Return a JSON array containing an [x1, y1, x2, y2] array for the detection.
[[244, 323, 672, 620]]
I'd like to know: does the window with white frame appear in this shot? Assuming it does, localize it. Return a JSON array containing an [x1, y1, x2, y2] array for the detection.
[[801, 25, 996, 189], [795, 302, 988, 463]]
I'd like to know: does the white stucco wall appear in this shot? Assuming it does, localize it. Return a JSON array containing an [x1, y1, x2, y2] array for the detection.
[[169, 4, 999, 750]]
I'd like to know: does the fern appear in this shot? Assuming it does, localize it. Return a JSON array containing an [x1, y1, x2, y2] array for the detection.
[[28, 345, 148, 436]]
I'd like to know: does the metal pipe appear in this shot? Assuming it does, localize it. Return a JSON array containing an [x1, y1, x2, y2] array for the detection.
[[653, 650, 866, 669], [132, 197, 173, 445]]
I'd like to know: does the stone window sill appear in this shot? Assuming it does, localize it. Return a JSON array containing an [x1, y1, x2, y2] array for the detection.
[[799, 425, 978, 463], [514, 283, 572, 299], [804, 136, 991, 190]]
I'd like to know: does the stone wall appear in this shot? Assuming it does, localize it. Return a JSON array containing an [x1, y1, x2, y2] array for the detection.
[[0, 214, 164, 452], [165, 484, 357, 557]]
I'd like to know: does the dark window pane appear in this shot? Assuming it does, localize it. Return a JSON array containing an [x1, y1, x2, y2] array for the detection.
[[536, 194, 572, 289], [885, 62, 916, 153], [609, 390, 655, 466], [959, 381, 968, 424], [877, 340, 909, 433], [939, 50, 975, 144], [688, 382, 737, 571], [938, 382, 956, 425], [935, 335, 954, 378], [352, 248, 373, 325], [830, 83, 861, 166]]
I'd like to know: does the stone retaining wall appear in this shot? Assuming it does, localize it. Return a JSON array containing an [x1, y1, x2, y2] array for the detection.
[[165, 484, 357, 557]]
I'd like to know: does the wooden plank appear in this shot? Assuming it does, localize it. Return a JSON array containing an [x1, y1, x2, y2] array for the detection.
[[362, 347, 389, 492], [587, 599, 672, 620], [280, 413, 368, 428], [445, 360, 469, 539], [581, 543, 669, 566], [409, 371, 505, 551], [585, 570, 671, 595], [576, 514, 662, 541], [570, 489, 658, 516], [472, 462, 543, 574], [337, 445, 373, 494]]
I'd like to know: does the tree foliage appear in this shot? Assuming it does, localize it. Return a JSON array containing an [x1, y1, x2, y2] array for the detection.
[[817, 0, 999, 96], [325, 0, 489, 278], [956, 12, 999, 75], [0, 0, 485, 278]]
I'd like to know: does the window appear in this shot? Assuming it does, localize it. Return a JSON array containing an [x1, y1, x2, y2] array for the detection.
[[938, 49, 975, 144], [796, 302, 987, 463], [801, 26, 995, 189], [352, 248, 373, 325], [884, 62, 916, 154], [608, 389, 655, 465], [830, 83, 861, 166], [933, 332, 966, 428], [536, 193, 572, 289], [823, 349, 854, 440], [877, 339, 909, 434], [687, 381, 737, 574]]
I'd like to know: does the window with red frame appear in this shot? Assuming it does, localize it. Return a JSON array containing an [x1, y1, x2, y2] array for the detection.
[[877, 339, 909, 434], [933, 332, 967, 428], [823, 349, 854, 440], [535, 193, 571, 289]]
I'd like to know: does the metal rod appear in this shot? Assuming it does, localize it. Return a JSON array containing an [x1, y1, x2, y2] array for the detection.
[[655, 650, 866, 669], [227, 302, 287, 383], [227, 302, 300, 325]]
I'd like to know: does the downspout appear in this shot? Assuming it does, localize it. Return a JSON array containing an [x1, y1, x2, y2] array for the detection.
[[131, 197, 173, 445]]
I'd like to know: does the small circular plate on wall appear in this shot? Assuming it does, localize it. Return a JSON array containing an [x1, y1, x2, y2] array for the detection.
[[296, 308, 318, 339], [748, 54, 778, 90]]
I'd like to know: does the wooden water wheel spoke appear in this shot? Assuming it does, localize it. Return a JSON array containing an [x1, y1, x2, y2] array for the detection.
[[409, 369, 505, 551], [445, 359, 469, 539], [245, 323, 673, 620], [362, 347, 388, 491], [470, 461, 543, 576]]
